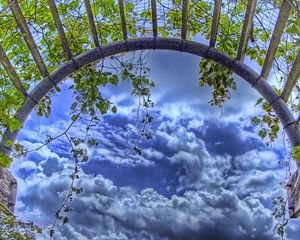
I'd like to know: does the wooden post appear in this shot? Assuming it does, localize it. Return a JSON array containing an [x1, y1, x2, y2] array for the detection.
[[84, 0, 100, 47], [237, 0, 257, 61], [118, 0, 128, 40], [181, 0, 189, 40], [151, 0, 158, 37], [209, 0, 222, 48], [281, 51, 300, 102], [47, 0, 73, 60], [0, 43, 28, 96], [9, 0, 49, 77], [260, 0, 291, 79]]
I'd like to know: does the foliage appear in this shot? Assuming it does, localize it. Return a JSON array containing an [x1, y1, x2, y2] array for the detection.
[[251, 97, 280, 144], [0, 89, 23, 133], [199, 59, 236, 107], [70, 65, 117, 119], [0, 211, 41, 240]]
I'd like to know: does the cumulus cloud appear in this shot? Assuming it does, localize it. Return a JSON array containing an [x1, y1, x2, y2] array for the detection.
[[9, 50, 298, 240], [14, 165, 281, 240], [11, 110, 289, 240]]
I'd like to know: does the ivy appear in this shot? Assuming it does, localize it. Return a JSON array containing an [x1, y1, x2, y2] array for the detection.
[[251, 99, 280, 145], [0, 152, 12, 168], [272, 196, 289, 240], [0, 211, 41, 239], [293, 145, 300, 163], [36, 95, 52, 118], [0, 89, 24, 134], [69, 65, 119, 120], [199, 59, 236, 107]]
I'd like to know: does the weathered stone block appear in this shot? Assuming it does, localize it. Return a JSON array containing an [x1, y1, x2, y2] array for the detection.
[[0, 167, 17, 214], [287, 169, 300, 218]]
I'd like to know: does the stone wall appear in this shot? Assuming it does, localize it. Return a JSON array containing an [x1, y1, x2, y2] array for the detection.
[[288, 169, 300, 218], [0, 167, 17, 214]]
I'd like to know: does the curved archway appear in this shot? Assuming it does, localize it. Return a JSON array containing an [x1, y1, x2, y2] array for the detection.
[[1, 37, 299, 159]]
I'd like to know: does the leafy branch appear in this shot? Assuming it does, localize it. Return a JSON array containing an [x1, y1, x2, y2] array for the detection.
[[0, 211, 41, 240]]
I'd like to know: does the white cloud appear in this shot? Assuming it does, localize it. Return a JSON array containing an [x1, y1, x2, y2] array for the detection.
[[234, 149, 280, 171], [9, 50, 297, 240], [11, 113, 290, 240]]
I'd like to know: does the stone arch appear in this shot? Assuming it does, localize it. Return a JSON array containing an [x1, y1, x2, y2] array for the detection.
[[1, 37, 299, 156], [0, 37, 300, 217]]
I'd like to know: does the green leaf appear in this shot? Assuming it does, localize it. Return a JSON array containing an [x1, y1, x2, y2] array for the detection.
[[262, 102, 272, 113], [111, 106, 117, 113], [50, 229, 55, 237], [293, 145, 300, 163], [9, 118, 21, 132], [5, 140, 13, 147], [255, 97, 264, 106], [125, 2, 134, 12], [63, 216, 69, 225], [251, 117, 261, 126], [286, 25, 298, 35], [260, 32, 269, 42], [71, 114, 77, 121], [70, 102, 78, 111], [110, 75, 119, 85], [258, 128, 267, 139], [55, 85, 61, 92], [0, 152, 13, 168]]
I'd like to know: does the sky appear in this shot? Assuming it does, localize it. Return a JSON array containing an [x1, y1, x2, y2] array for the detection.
[[8, 50, 300, 240]]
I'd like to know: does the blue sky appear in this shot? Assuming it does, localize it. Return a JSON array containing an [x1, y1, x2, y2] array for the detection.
[[8, 50, 300, 239]]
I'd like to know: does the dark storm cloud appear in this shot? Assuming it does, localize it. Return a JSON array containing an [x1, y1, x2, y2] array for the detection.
[[193, 120, 265, 156], [41, 156, 65, 177], [83, 159, 179, 197]]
